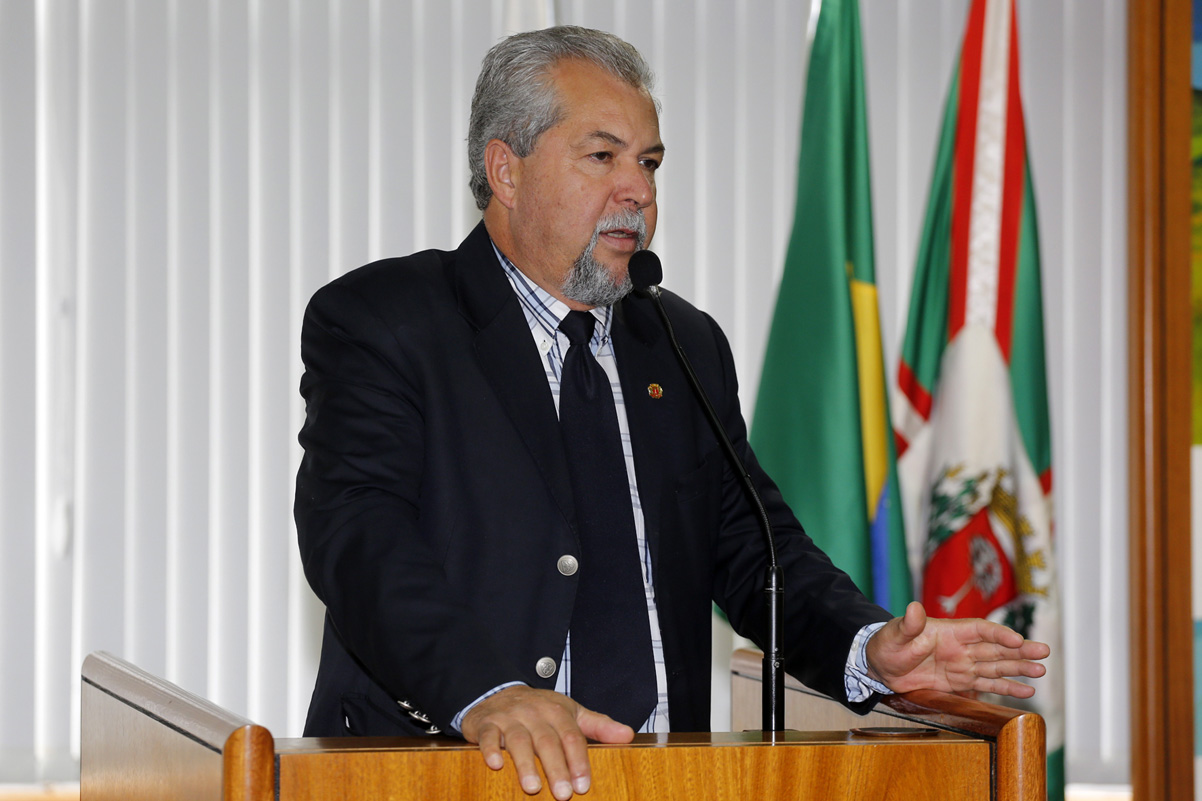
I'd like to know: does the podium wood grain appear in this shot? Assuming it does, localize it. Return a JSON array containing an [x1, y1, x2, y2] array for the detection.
[[732, 648, 1047, 801], [276, 732, 989, 801], [82, 650, 1028, 801]]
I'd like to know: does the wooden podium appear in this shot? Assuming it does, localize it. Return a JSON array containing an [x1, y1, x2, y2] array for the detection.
[[731, 648, 1046, 801], [82, 650, 1044, 800]]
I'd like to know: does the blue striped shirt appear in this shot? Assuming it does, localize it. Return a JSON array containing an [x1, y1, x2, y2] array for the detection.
[[493, 244, 671, 734]]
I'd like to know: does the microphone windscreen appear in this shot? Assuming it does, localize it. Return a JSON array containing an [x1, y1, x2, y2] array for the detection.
[[628, 250, 663, 291]]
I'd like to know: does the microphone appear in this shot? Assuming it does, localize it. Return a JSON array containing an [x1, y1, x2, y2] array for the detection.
[[628, 250, 663, 294], [628, 249, 786, 734]]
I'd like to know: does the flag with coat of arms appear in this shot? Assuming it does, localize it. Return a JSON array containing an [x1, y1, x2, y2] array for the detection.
[[891, 0, 1064, 797]]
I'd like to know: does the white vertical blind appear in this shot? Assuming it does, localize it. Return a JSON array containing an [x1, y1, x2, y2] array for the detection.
[[125, 0, 168, 691], [0, 0, 38, 778], [247, 0, 293, 730], [286, 0, 328, 733], [166, 0, 212, 710], [73, 0, 129, 757], [33, 0, 80, 778], [0, 0, 1128, 786], [209, 0, 251, 719]]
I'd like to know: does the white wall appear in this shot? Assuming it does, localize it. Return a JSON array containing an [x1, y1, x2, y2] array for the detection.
[[0, 0, 1129, 786]]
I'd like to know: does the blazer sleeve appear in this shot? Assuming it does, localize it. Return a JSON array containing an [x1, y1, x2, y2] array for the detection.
[[698, 311, 892, 710], [294, 279, 525, 730]]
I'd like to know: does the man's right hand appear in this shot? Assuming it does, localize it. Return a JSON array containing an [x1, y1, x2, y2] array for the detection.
[[459, 685, 634, 799]]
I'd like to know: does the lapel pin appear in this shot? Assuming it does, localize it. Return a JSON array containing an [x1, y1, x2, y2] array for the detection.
[[647, 383, 663, 399]]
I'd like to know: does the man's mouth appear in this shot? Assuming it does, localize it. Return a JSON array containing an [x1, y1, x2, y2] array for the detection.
[[589, 209, 648, 254], [600, 227, 641, 250]]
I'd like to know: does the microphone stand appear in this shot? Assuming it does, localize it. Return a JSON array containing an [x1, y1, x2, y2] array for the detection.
[[631, 255, 785, 733]]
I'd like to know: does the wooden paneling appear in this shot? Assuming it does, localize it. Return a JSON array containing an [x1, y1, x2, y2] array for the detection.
[[731, 648, 1046, 801], [81, 651, 1011, 801], [997, 709, 1048, 801], [1126, 0, 1194, 799], [222, 726, 275, 801], [275, 732, 989, 801]]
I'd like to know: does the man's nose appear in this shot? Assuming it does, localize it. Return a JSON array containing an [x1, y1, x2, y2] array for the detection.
[[614, 161, 654, 209]]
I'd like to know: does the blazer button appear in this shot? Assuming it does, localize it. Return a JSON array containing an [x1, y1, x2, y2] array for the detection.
[[557, 555, 579, 576], [536, 657, 557, 679]]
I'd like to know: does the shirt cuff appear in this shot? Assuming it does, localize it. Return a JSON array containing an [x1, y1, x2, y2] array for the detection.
[[844, 621, 894, 703], [449, 681, 528, 735]]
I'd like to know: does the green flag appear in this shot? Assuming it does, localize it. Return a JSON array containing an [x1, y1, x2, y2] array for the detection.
[[751, 0, 910, 614]]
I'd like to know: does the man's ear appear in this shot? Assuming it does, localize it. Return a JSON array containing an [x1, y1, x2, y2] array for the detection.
[[484, 139, 520, 209]]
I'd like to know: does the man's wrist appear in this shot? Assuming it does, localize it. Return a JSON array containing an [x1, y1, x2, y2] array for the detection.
[[844, 621, 893, 703], [450, 681, 528, 735]]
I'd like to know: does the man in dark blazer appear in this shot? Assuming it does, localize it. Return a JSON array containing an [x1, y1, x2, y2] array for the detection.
[[295, 25, 1049, 801]]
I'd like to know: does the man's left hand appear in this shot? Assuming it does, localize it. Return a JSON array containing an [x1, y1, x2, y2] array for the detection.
[[865, 601, 1050, 698]]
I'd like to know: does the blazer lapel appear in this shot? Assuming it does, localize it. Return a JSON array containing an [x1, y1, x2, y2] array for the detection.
[[453, 223, 576, 527], [611, 293, 680, 572]]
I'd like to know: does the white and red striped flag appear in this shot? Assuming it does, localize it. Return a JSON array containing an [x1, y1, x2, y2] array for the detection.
[[892, 0, 1063, 797]]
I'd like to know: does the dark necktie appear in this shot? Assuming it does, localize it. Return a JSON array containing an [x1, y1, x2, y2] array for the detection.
[[557, 310, 657, 729]]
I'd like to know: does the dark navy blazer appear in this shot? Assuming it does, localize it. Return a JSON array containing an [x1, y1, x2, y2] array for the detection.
[[294, 222, 890, 737]]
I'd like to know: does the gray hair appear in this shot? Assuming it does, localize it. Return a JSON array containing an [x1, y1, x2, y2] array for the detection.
[[468, 25, 658, 211]]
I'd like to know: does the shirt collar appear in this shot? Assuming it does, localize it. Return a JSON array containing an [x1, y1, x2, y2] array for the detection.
[[490, 241, 613, 346]]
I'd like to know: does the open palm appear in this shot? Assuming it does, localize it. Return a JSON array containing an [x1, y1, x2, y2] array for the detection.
[[865, 601, 1050, 697]]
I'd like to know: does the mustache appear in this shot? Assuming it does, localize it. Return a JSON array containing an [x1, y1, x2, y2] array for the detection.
[[590, 208, 647, 250]]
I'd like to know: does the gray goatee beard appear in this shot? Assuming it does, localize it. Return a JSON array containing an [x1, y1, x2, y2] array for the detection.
[[561, 209, 647, 308]]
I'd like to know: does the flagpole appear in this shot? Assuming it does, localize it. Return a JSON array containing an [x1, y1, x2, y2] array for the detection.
[[806, 0, 823, 45]]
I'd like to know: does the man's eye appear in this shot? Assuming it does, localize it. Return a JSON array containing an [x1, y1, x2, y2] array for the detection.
[[590, 151, 613, 162], [641, 158, 661, 171]]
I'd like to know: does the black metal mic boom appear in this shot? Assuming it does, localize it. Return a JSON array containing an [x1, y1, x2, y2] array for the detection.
[[628, 249, 786, 734]]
